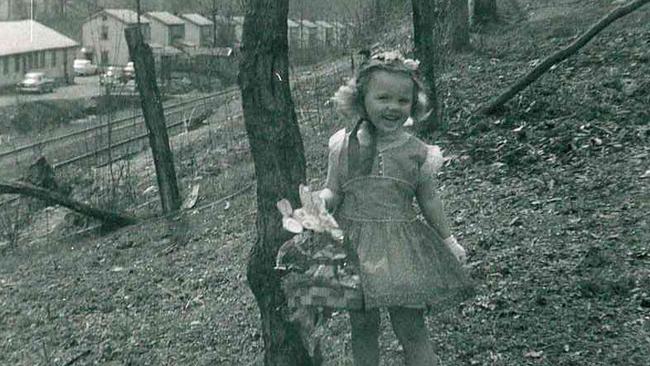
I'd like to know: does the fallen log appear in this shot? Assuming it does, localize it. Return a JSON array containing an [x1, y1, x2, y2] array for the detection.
[[477, 0, 650, 115], [0, 180, 136, 227]]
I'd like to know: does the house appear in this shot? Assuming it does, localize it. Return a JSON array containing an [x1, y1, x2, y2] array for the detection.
[[81, 9, 151, 68], [331, 21, 349, 47], [287, 19, 300, 49], [231, 16, 244, 44], [146, 11, 185, 47], [0, 20, 78, 88], [315, 21, 335, 48], [180, 13, 213, 47], [298, 20, 318, 49]]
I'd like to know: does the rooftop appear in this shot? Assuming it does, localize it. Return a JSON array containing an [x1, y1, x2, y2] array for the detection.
[[315, 21, 334, 28], [300, 20, 317, 28], [0, 20, 78, 57], [102, 9, 150, 24], [146, 11, 185, 26], [181, 13, 213, 26]]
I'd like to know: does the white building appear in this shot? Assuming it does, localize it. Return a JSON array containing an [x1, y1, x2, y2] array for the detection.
[[231, 16, 244, 44], [287, 19, 300, 49], [180, 13, 213, 47], [81, 9, 151, 68], [315, 21, 335, 48], [331, 21, 349, 47], [298, 20, 318, 49], [0, 20, 78, 88], [145, 11, 185, 47]]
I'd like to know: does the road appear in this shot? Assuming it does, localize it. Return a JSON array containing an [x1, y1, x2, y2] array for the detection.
[[0, 75, 103, 108]]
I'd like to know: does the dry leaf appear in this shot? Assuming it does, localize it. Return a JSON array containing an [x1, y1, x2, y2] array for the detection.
[[524, 350, 543, 358], [640, 170, 650, 179], [181, 184, 200, 210]]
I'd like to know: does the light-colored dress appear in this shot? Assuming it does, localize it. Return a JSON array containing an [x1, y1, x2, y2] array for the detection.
[[326, 127, 474, 310]]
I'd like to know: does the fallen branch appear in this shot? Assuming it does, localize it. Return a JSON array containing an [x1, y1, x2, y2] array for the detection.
[[477, 0, 650, 115], [64, 349, 91, 366], [0, 181, 136, 227]]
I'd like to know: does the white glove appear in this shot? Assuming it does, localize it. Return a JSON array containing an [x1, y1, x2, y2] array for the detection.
[[444, 236, 467, 264]]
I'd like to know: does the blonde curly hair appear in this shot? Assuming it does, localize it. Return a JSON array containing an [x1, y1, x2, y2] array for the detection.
[[332, 50, 430, 123]]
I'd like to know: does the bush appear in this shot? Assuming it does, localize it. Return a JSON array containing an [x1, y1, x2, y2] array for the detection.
[[8, 100, 88, 135]]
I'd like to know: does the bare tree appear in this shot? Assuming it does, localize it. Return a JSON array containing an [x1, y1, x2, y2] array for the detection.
[[239, 0, 320, 365], [412, 0, 440, 134], [473, 0, 498, 25], [449, 0, 470, 51]]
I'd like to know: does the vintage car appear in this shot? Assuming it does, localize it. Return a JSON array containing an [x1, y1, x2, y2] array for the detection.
[[73, 59, 98, 76], [123, 62, 135, 80], [16, 72, 55, 93]]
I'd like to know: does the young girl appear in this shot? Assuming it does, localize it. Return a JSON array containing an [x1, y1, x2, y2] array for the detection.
[[319, 50, 474, 365]]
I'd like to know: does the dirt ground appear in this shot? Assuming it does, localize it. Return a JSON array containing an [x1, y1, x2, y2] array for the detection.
[[1, 0, 649, 365]]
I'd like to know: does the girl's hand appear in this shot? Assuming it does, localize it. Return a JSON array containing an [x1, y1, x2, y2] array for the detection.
[[443, 236, 467, 264]]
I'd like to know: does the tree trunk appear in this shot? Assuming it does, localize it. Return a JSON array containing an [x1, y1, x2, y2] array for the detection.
[[125, 26, 181, 214], [478, 0, 650, 115], [239, 1, 318, 365], [412, 0, 440, 134], [473, 0, 498, 25], [449, 0, 470, 51]]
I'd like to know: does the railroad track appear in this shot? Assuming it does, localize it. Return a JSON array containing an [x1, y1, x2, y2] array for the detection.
[[0, 86, 241, 208], [0, 86, 240, 162]]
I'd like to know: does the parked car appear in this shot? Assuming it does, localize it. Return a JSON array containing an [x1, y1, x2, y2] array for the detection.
[[73, 59, 98, 76], [100, 66, 124, 86], [16, 72, 55, 93], [123, 62, 135, 80]]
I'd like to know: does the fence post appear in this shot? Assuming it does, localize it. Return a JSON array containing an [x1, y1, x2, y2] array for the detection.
[[124, 26, 181, 213]]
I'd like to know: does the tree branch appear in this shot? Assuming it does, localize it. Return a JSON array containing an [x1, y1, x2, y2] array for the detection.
[[477, 0, 650, 115], [0, 181, 136, 227]]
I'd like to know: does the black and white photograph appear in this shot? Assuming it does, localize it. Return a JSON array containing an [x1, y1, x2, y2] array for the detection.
[[0, 0, 648, 365]]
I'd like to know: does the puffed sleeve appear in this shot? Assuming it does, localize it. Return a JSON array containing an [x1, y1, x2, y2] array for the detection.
[[325, 128, 347, 193], [417, 144, 444, 187]]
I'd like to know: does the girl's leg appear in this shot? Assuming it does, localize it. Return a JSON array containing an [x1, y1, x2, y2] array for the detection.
[[349, 308, 380, 366], [387, 307, 438, 366]]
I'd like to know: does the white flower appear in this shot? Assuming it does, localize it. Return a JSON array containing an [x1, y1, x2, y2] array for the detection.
[[277, 184, 344, 241]]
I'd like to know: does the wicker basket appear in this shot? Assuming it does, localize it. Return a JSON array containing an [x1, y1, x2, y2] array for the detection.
[[277, 231, 363, 310]]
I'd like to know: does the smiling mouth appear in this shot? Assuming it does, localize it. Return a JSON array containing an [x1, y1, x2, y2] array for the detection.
[[382, 115, 402, 121]]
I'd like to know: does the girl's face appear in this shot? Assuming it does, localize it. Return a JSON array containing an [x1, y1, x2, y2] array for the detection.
[[362, 70, 414, 135]]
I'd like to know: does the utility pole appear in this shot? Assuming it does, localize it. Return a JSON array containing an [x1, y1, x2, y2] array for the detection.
[[212, 0, 217, 46], [136, 0, 141, 29]]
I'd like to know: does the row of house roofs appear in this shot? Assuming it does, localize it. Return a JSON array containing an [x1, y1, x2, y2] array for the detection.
[[0, 9, 354, 89], [82, 9, 353, 68]]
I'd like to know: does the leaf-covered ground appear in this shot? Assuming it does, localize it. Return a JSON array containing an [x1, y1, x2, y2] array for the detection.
[[1, 0, 649, 365]]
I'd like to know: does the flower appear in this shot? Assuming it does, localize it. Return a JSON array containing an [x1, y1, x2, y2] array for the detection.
[[369, 50, 420, 72], [276, 184, 343, 241]]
